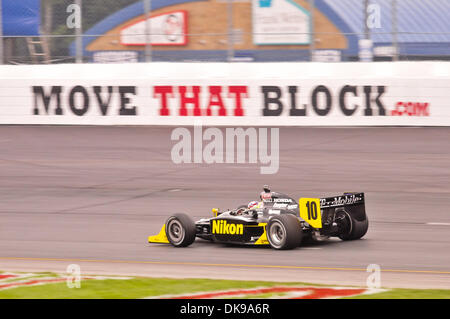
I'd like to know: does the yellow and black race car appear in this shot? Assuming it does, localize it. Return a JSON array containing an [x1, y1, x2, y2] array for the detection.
[[148, 186, 369, 250]]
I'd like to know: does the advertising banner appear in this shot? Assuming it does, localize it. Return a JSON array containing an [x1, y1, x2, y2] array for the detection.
[[252, 0, 310, 45], [120, 11, 187, 46], [0, 62, 448, 126]]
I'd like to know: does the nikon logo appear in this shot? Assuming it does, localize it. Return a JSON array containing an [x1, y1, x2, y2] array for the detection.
[[212, 220, 243, 235]]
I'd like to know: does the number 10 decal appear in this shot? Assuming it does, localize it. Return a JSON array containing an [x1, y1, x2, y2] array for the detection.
[[306, 201, 318, 220], [299, 198, 322, 229]]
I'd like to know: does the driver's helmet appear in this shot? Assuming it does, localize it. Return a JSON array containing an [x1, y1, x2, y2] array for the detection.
[[248, 201, 259, 210]]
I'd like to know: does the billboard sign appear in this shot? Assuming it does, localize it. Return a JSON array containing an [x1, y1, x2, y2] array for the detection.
[[0, 62, 446, 126], [252, 0, 310, 45], [120, 11, 187, 46]]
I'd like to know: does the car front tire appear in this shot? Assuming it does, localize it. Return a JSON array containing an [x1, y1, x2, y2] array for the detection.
[[165, 213, 197, 247]]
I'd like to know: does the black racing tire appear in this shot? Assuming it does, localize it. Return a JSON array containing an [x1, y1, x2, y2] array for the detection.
[[336, 209, 369, 241], [266, 214, 303, 250], [165, 213, 197, 247]]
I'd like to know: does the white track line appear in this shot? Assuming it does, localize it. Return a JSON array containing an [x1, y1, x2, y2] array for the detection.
[[426, 222, 450, 226]]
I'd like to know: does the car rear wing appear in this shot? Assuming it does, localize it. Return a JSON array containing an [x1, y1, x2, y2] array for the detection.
[[320, 192, 367, 223], [319, 192, 365, 209]]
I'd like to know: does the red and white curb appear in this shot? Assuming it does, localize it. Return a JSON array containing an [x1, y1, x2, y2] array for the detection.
[[1, 272, 387, 298], [0, 272, 131, 291], [151, 286, 387, 299]]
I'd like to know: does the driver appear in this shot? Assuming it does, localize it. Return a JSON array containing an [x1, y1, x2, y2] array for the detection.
[[236, 186, 272, 215]]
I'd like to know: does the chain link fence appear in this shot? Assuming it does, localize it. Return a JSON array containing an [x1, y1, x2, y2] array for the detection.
[[1, 0, 449, 64]]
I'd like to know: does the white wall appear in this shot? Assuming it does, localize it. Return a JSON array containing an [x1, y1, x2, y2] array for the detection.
[[0, 61, 448, 126]]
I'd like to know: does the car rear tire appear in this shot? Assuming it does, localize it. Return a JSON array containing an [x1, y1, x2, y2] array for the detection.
[[267, 214, 302, 250], [336, 209, 369, 241], [165, 213, 197, 247]]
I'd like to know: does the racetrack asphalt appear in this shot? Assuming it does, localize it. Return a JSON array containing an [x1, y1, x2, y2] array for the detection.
[[0, 126, 449, 289]]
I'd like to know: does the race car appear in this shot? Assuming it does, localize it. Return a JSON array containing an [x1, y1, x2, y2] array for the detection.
[[148, 186, 369, 250]]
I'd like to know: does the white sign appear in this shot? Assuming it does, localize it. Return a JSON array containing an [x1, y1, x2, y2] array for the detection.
[[312, 50, 341, 62], [374, 46, 397, 57], [120, 11, 187, 46], [359, 39, 374, 62], [92, 51, 139, 63], [252, 0, 310, 45], [0, 62, 449, 126]]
